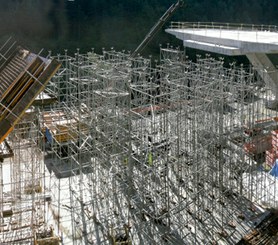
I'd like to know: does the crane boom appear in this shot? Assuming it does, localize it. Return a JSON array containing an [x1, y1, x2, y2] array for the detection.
[[131, 0, 184, 58]]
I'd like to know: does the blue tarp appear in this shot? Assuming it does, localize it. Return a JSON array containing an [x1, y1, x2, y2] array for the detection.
[[269, 159, 278, 178]]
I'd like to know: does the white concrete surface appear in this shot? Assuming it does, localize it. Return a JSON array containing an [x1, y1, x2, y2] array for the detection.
[[166, 28, 278, 55]]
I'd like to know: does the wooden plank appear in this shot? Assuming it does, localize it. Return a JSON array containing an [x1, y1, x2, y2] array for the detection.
[[0, 57, 43, 120], [0, 59, 60, 143]]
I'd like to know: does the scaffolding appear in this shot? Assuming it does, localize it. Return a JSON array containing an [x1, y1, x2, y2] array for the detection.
[[37, 46, 278, 244], [1, 43, 278, 244], [0, 38, 61, 244]]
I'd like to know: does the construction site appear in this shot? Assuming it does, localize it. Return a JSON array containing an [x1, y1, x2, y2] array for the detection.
[[1, 3, 278, 244]]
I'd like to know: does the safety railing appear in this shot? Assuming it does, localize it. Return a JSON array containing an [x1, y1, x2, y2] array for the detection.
[[169, 22, 278, 32]]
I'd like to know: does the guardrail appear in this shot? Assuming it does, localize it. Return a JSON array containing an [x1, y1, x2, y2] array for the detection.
[[169, 22, 278, 32]]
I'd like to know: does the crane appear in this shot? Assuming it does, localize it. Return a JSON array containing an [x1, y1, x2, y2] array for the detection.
[[131, 0, 184, 58]]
